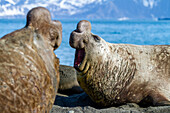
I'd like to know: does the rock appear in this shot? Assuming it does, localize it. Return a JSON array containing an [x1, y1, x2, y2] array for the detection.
[[58, 65, 83, 95], [50, 93, 170, 113]]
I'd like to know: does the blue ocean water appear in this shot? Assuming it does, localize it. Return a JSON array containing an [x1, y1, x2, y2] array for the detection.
[[0, 19, 170, 66]]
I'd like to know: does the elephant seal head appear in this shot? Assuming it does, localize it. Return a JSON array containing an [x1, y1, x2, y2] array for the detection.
[[26, 7, 62, 50], [70, 20, 109, 75]]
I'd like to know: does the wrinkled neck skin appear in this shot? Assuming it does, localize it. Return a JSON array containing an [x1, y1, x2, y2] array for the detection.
[[77, 37, 170, 106], [77, 40, 136, 105]]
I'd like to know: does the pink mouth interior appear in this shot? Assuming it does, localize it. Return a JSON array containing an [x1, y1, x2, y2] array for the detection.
[[74, 49, 85, 69]]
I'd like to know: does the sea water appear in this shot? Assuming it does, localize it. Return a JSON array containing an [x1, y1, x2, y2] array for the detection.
[[0, 19, 170, 66]]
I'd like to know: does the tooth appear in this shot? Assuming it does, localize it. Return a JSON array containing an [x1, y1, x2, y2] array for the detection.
[[79, 60, 86, 71], [78, 49, 87, 71], [83, 62, 90, 74], [78, 63, 81, 67]]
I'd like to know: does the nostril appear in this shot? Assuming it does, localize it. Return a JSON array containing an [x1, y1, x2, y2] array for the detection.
[[69, 31, 87, 49]]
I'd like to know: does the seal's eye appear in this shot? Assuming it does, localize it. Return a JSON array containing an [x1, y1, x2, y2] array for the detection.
[[93, 35, 100, 42]]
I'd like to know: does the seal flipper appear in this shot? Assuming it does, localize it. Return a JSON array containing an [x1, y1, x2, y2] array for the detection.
[[149, 92, 170, 106], [155, 101, 170, 106]]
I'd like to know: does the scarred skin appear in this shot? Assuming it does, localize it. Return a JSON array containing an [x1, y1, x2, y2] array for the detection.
[[69, 20, 170, 107], [0, 7, 62, 113]]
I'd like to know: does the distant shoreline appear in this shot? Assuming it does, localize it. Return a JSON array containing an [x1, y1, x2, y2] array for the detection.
[[158, 18, 170, 21]]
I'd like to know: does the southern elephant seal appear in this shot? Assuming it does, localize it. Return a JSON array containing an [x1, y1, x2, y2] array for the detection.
[[58, 65, 83, 95], [0, 7, 62, 113], [69, 20, 170, 107]]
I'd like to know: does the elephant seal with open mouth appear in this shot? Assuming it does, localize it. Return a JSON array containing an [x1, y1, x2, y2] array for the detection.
[[0, 7, 62, 113], [69, 20, 170, 107]]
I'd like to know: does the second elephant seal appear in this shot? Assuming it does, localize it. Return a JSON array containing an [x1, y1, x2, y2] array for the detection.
[[69, 20, 170, 107]]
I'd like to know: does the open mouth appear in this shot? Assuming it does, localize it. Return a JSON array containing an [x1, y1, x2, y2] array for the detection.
[[74, 49, 85, 71], [74, 48, 90, 74]]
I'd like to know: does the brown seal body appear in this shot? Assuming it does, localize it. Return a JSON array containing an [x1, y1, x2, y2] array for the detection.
[[69, 20, 170, 107], [0, 7, 62, 113], [58, 65, 83, 95]]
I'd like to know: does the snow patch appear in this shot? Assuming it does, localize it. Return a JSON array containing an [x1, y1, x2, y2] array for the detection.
[[0, 7, 24, 16], [142, 0, 159, 9], [23, 3, 48, 10], [5, 0, 16, 5], [151, 14, 158, 21], [24, 0, 29, 4], [133, 0, 138, 3], [57, 0, 104, 15], [0, 0, 105, 16]]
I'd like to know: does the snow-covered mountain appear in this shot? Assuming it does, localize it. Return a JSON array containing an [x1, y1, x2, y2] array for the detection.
[[0, 0, 170, 20]]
